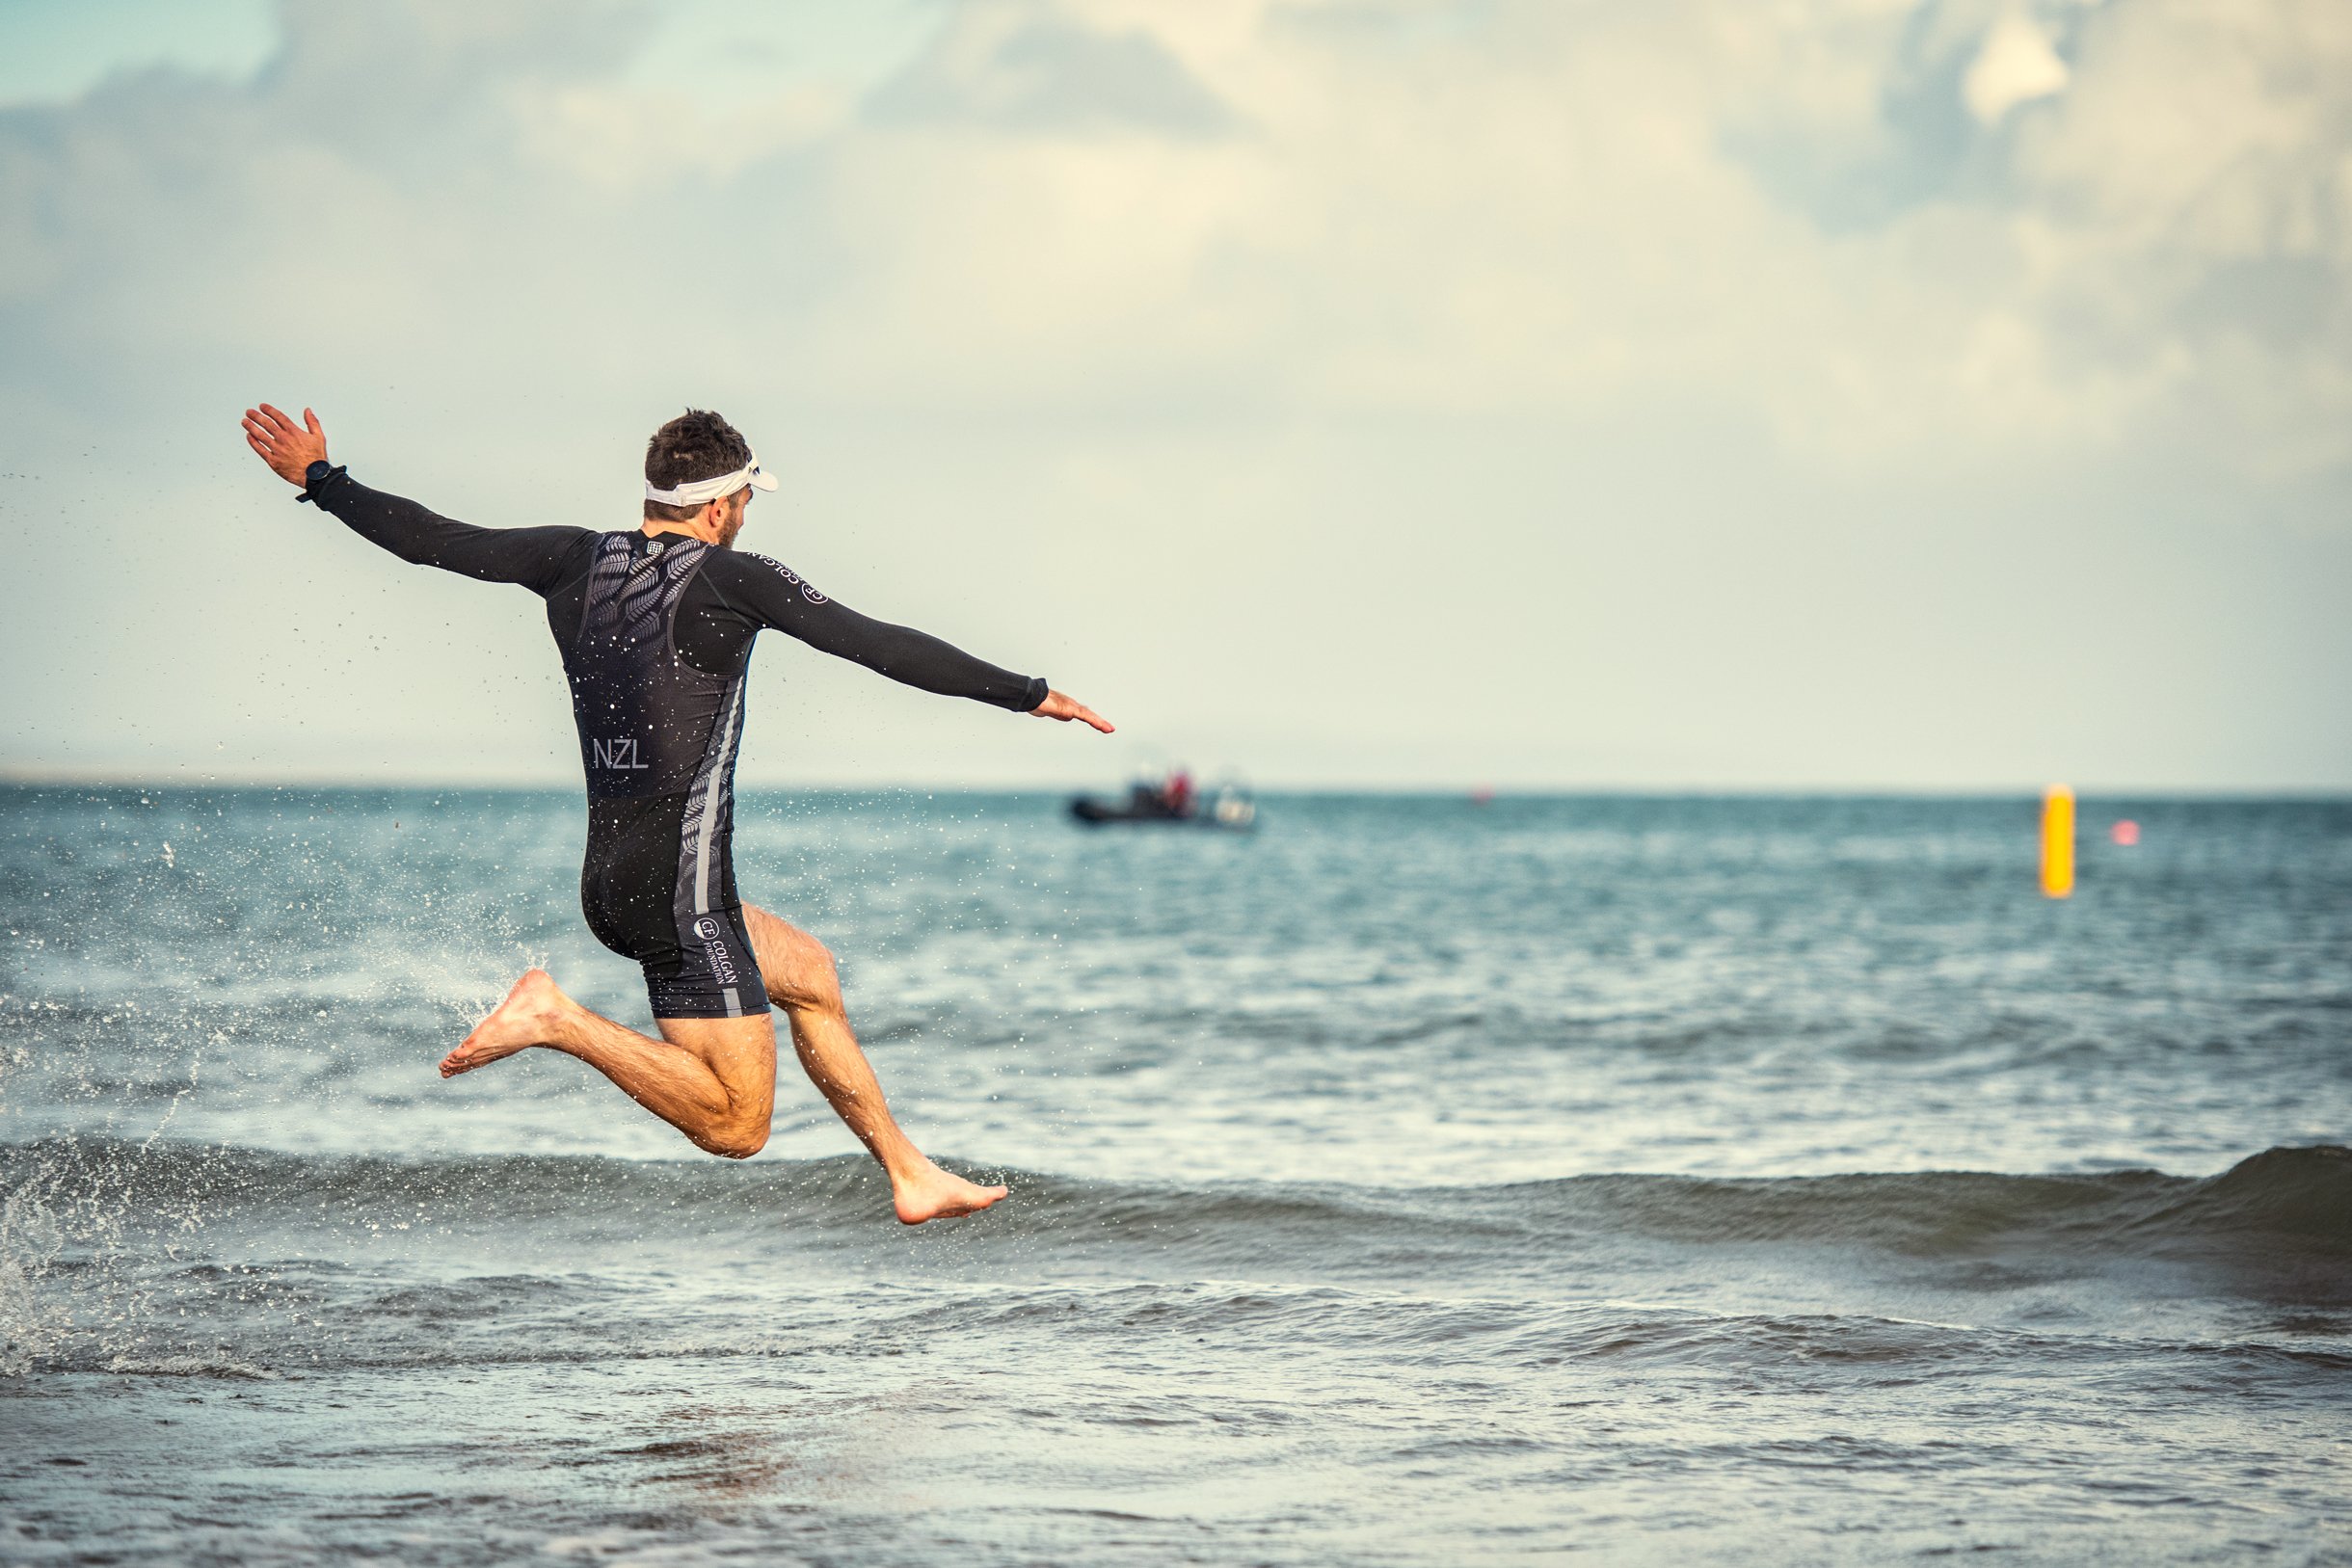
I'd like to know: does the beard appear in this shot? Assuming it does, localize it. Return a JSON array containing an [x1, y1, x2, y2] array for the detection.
[[714, 498, 748, 547]]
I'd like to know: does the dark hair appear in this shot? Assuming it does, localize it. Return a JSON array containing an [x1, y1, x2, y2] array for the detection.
[[644, 408, 753, 522]]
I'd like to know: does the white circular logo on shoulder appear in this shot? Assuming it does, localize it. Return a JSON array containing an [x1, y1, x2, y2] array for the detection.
[[755, 553, 827, 602]]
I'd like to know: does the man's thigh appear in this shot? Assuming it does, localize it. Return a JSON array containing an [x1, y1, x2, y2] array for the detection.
[[653, 1012, 779, 1105], [740, 903, 841, 1013]]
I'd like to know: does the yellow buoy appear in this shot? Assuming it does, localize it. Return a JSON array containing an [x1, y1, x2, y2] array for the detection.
[[2041, 784, 2075, 898]]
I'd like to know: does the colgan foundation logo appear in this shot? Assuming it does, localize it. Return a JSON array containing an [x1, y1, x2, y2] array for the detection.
[[751, 553, 827, 603], [693, 917, 740, 987]]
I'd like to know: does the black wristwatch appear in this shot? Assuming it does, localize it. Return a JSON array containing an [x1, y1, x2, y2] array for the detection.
[[296, 460, 347, 504]]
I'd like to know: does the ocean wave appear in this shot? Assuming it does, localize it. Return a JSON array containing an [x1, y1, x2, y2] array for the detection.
[[102, 1351, 281, 1379], [16, 1276, 2350, 1384], [5, 1138, 2344, 1269]]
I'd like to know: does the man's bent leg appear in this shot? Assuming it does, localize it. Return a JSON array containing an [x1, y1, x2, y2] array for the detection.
[[444, 970, 776, 1159], [741, 903, 1007, 1224]]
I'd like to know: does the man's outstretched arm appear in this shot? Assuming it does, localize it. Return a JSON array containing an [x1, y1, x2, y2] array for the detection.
[[704, 551, 1113, 732], [242, 403, 586, 592]]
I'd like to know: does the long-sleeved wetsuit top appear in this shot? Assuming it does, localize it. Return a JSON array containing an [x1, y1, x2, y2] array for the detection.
[[305, 464, 1046, 1019]]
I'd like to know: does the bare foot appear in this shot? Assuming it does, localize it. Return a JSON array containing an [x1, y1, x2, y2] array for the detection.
[[441, 969, 571, 1077], [890, 1159, 1009, 1225]]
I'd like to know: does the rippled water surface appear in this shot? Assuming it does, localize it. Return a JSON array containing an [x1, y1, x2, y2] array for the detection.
[[3, 788, 2347, 1564]]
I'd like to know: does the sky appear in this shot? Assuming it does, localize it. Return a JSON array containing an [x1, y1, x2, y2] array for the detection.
[[0, 0, 2345, 791]]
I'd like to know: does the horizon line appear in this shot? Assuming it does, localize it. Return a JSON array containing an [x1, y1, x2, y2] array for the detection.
[[2, 770, 2345, 803]]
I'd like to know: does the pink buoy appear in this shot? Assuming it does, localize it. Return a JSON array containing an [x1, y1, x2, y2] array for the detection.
[[2111, 819, 2140, 846]]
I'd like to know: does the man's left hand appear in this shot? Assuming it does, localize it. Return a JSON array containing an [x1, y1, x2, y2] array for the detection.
[[1031, 690, 1114, 732]]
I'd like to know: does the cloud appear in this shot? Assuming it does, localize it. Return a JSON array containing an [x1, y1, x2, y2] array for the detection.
[[0, 0, 2346, 787], [0, 0, 277, 108], [1964, 13, 2070, 124], [4, 0, 2346, 473], [870, 9, 1238, 136]]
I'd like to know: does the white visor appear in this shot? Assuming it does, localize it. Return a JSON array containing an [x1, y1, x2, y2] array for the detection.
[[644, 455, 780, 508]]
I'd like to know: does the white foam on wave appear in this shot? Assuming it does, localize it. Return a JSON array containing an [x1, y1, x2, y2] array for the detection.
[[104, 1351, 280, 1379]]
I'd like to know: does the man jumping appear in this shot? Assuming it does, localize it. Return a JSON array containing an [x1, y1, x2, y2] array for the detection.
[[242, 403, 1111, 1223]]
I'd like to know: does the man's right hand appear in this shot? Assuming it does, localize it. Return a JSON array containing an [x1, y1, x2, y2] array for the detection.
[[243, 403, 329, 487], [1031, 690, 1114, 733]]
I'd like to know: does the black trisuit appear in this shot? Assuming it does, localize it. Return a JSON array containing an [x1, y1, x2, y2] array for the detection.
[[301, 463, 1047, 1020]]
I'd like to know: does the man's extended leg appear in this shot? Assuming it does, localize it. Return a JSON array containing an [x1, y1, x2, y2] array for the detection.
[[741, 902, 1007, 1224], [441, 970, 776, 1159]]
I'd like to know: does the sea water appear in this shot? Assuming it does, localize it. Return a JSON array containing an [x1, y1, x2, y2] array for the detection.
[[1, 787, 2346, 1564]]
